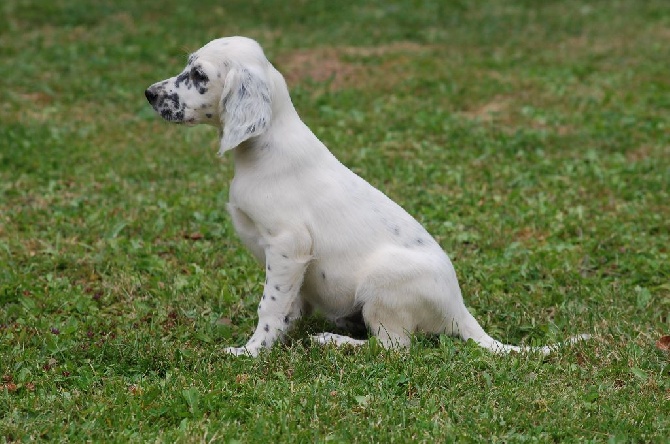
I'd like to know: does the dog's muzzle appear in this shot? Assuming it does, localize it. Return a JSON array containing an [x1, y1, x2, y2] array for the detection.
[[145, 85, 185, 122]]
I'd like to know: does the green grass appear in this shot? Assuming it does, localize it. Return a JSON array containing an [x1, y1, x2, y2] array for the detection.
[[1, 0, 669, 441]]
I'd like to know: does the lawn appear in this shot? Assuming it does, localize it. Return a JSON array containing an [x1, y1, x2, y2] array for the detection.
[[1, 0, 669, 442]]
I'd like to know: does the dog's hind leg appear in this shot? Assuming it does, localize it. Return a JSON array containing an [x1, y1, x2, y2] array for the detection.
[[310, 298, 414, 349]]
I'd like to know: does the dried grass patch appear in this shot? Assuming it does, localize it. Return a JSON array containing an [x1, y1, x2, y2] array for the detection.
[[275, 42, 432, 92]]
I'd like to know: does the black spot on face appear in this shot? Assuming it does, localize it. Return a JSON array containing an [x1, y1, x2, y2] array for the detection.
[[175, 71, 190, 89], [174, 65, 209, 93], [157, 92, 179, 108], [153, 90, 186, 122]]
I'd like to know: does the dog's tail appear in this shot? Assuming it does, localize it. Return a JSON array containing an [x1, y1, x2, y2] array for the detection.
[[456, 310, 590, 355]]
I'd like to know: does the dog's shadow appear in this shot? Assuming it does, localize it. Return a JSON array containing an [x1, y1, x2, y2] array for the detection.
[[285, 314, 369, 345]]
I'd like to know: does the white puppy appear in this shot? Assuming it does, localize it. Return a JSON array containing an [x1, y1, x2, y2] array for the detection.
[[146, 36, 587, 357]]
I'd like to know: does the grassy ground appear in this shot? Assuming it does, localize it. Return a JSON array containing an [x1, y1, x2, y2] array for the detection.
[[1, 0, 669, 441]]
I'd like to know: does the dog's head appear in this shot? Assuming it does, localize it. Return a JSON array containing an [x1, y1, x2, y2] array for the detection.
[[145, 36, 273, 155]]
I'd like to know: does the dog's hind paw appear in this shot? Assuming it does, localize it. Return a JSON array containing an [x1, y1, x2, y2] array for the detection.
[[311, 332, 367, 347], [224, 346, 258, 357]]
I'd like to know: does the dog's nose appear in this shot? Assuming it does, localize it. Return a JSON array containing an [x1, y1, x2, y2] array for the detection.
[[145, 88, 158, 104]]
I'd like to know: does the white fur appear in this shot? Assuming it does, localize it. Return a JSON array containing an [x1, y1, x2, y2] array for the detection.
[[146, 36, 589, 357]]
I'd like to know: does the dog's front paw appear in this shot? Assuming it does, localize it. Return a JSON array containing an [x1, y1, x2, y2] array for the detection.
[[224, 346, 259, 357]]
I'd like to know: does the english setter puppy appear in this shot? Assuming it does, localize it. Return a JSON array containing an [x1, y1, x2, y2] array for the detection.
[[145, 36, 587, 357]]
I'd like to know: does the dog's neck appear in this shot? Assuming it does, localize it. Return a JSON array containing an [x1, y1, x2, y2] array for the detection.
[[267, 65, 299, 122], [232, 66, 321, 169], [232, 109, 315, 170]]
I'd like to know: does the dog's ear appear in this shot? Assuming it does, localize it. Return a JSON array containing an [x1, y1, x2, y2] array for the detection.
[[218, 66, 272, 155]]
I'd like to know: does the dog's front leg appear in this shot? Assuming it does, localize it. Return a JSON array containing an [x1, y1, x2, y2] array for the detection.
[[224, 232, 312, 357]]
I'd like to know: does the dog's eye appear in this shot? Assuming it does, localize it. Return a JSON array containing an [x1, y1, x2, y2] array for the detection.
[[191, 68, 208, 83]]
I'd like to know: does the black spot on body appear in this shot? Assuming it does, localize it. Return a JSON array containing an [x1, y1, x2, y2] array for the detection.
[[267, 265, 271, 271], [271, 296, 276, 301], [206, 113, 212, 118], [261, 340, 267, 347], [416, 238, 424, 245], [321, 271, 326, 280], [274, 285, 280, 291], [284, 316, 289, 324], [282, 254, 288, 259], [264, 324, 269, 332]]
